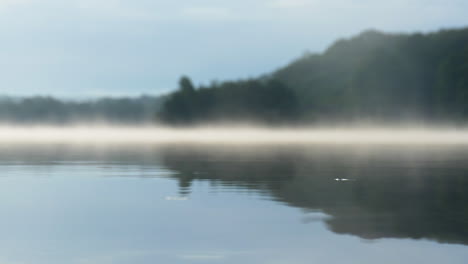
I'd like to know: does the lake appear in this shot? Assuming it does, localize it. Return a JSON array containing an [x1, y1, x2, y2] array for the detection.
[[0, 143, 467, 264]]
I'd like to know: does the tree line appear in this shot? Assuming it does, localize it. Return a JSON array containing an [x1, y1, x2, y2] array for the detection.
[[273, 27, 468, 123], [158, 77, 298, 125], [0, 27, 466, 125], [159, 27, 468, 125], [0, 96, 163, 124]]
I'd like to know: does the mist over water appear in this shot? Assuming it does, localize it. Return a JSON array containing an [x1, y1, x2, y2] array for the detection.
[[0, 0, 466, 261], [0, 143, 467, 264], [1, 125, 468, 144]]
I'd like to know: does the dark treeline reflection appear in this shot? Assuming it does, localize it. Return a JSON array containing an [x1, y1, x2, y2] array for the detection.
[[1, 144, 467, 245], [159, 145, 468, 245]]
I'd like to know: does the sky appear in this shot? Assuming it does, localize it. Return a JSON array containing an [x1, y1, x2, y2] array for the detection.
[[0, 0, 467, 98]]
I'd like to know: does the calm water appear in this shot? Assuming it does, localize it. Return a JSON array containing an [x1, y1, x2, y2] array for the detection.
[[0, 144, 467, 264]]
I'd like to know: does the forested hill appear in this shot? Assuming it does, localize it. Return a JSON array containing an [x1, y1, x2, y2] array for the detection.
[[274, 27, 468, 122], [160, 27, 468, 124]]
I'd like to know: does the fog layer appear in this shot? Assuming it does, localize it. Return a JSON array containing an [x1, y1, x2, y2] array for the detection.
[[1, 125, 468, 144]]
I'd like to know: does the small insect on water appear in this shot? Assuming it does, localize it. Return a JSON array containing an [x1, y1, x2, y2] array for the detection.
[[335, 178, 356, 182]]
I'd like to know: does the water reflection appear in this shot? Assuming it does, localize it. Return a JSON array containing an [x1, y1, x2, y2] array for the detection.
[[0, 142, 466, 257], [159, 145, 468, 245]]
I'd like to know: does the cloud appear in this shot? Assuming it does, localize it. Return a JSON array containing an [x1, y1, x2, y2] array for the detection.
[[71, 0, 155, 20], [0, 0, 34, 9], [0, 0, 466, 97], [181, 6, 231, 20], [268, 0, 315, 8]]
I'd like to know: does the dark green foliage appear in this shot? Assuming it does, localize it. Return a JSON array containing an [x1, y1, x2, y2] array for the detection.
[[0, 96, 164, 124], [435, 49, 468, 118], [179, 76, 196, 94], [273, 27, 468, 122], [159, 77, 298, 125], [160, 27, 468, 124]]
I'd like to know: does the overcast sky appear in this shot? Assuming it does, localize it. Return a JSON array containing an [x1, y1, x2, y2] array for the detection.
[[0, 0, 467, 98]]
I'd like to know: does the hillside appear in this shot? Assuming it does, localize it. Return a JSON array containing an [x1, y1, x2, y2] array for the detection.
[[160, 27, 468, 124], [273, 27, 468, 122]]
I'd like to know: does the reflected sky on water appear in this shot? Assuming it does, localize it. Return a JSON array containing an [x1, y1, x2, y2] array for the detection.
[[0, 144, 466, 264]]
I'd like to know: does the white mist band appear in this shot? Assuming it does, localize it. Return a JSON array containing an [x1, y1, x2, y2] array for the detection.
[[0, 126, 467, 144]]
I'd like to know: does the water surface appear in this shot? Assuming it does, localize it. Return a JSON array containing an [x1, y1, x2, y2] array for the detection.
[[0, 144, 467, 264]]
